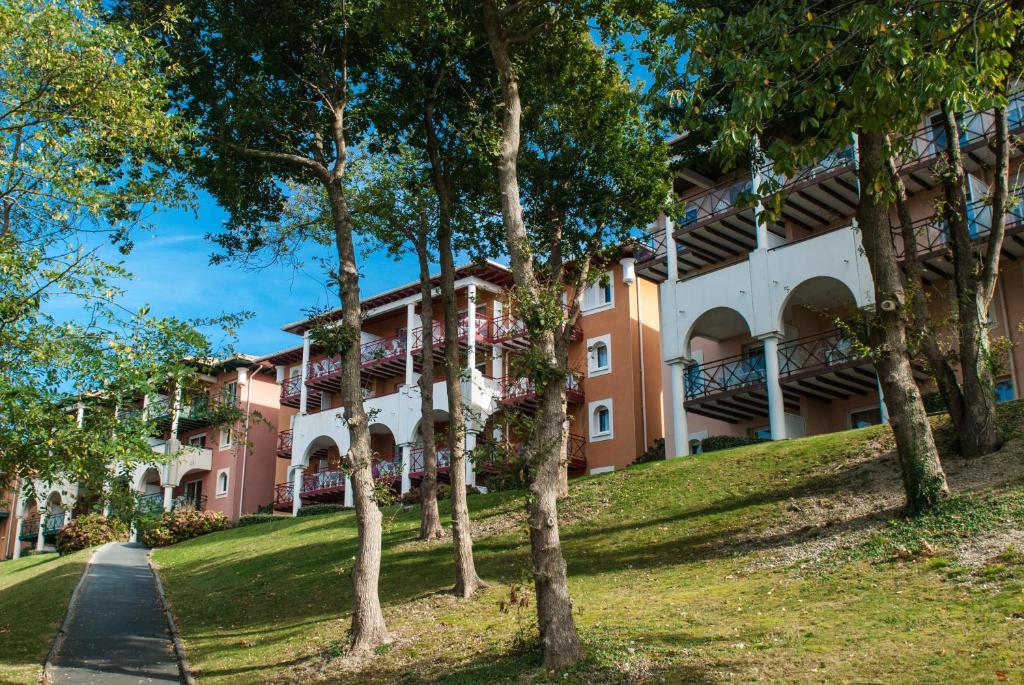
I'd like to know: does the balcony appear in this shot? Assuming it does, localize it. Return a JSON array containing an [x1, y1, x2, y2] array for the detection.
[[408, 446, 451, 479], [280, 375, 303, 408], [489, 308, 582, 350], [498, 373, 584, 410], [137, 492, 164, 514], [683, 330, 927, 424], [170, 494, 207, 512], [152, 443, 213, 486], [894, 186, 1024, 281], [147, 395, 225, 435], [372, 452, 402, 480], [276, 430, 293, 459], [295, 467, 346, 504], [19, 513, 65, 543], [410, 313, 493, 362], [476, 433, 587, 472]]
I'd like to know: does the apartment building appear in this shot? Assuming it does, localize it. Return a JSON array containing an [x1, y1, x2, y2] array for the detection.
[[643, 96, 1024, 457], [129, 355, 282, 522], [264, 260, 665, 514]]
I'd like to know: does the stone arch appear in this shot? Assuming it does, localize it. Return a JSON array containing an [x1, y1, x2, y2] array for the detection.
[[774, 275, 860, 335], [136, 466, 162, 494], [299, 434, 343, 470], [684, 306, 755, 354], [410, 408, 451, 446]]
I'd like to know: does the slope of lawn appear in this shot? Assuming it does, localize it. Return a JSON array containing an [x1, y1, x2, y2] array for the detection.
[[0, 550, 89, 685], [153, 402, 1024, 684]]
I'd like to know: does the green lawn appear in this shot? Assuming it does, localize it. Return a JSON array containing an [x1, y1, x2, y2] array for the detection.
[[0, 550, 89, 685], [153, 403, 1024, 684]]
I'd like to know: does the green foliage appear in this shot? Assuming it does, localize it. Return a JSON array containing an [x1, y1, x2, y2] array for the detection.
[[140, 509, 229, 547], [237, 514, 279, 528], [699, 435, 769, 454], [296, 504, 347, 518], [54, 515, 129, 555], [632, 438, 666, 465]]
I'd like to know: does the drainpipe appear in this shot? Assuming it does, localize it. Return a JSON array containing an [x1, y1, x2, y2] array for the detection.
[[236, 366, 255, 520]]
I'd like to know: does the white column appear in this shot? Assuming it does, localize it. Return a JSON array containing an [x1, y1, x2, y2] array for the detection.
[[668, 359, 689, 457], [299, 330, 311, 414], [664, 215, 679, 282], [344, 476, 354, 508], [291, 465, 304, 516], [760, 334, 786, 440], [405, 303, 416, 387], [35, 505, 45, 551], [751, 140, 770, 250], [75, 402, 85, 428], [465, 432, 477, 488], [162, 484, 174, 512], [491, 302, 504, 378], [400, 443, 412, 494], [11, 483, 26, 559], [466, 284, 477, 374], [877, 375, 890, 424]]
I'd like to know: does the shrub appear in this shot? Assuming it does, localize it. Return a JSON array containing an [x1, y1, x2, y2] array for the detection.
[[141, 509, 229, 547], [400, 486, 420, 505], [699, 435, 768, 453], [922, 390, 949, 414], [237, 513, 279, 527], [55, 514, 128, 555], [632, 438, 666, 465], [296, 503, 347, 517]]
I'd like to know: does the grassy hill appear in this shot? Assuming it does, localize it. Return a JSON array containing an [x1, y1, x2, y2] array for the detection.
[[152, 403, 1024, 684], [0, 550, 90, 684]]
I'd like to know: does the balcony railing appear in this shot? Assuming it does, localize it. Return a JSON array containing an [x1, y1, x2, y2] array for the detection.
[[281, 375, 302, 403], [490, 307, 582, 346], [685, 351, 766, 400], [372, 452, 402, 479], [476, 433, 586, 471], [137, 492, 164, 514], [409, 446, 451, 475], [685, 330, 863, 400], [893, 186, 1024, 260], [19, 513, 65, 541], [411, 313, 491, 353], [361, 335, 406, 367], [277, 430, 293, 458], [902, 93, 1023, 169], [499, 373, 584, 406], [679, 177, 754, 229], [299, 468, 346, 496], [171, 494, 207, 512], [273, 482, 294, 510]]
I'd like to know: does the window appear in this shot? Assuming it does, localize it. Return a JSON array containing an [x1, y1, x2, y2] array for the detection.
[[995, 378, 1015, 403], [753, 427, 772, 440], [222, 381, 238, 407], [220, 428, 232, 447], [589, 399, 613, 441], [582, 272, 614, 313], [850, 406, 883, 429], [215, 469, 229, 497], [188, 434, 207, 449], [184, 479, 202, 507], [587, 335, 612, 377]]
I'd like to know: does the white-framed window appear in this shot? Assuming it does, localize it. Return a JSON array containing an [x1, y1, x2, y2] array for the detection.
[[220, 427, 232, 447], [849, 405, 883, 429], [587, 334, 612, 377], [222, 380, 238, 407], [995, 377, 1015, 403], [588, 399, 613, 441], [581, 271, 614, 314], [215, 469, 229, 497], [188, 434, 207, 449]]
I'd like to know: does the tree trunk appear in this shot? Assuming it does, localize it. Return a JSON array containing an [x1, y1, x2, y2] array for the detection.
[[856, 132, 949, 514], [938, 102, 1001, 457], [326, 181, 389, 650], [481, 0, 583, 668], [415, 232, 445, 541], [423, 86, 482, 597]]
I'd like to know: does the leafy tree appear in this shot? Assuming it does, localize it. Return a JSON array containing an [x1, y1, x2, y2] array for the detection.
[[352, 145, 447, 542], [115, 0, 392, 650], [660, 0, 1021, 511], [0, 1, 234, 505], [479, 1, 672, 667]]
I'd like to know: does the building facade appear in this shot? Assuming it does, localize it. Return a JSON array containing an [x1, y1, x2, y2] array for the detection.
[[643, 98, 1024, 456], [264, 260, 666, 514], [129, 356, 283, 522]]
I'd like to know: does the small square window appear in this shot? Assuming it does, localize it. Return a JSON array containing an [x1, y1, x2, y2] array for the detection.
[[188, 434, 207, 449], [582, 272, 614, 313], [220, 429, 232, 447], [587, 335, 612, 377], [588, 399, 613, 441], [995, 378, 1015, 403]]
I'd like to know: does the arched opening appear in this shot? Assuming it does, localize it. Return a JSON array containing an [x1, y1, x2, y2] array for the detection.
[[368, 422, 400, 485], [296, 435, 345, 507], [776, 276, 884, 436], [682, 306, 776, 437], [409, 409, 451, 483]]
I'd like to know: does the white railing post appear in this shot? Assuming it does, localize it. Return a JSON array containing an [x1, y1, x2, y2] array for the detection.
[[291, 464, 304, 516], [344, 475, 354, 508], [465, 431, 477, 488], [299, 330, 311, 414], [405, 303, 416, 387]]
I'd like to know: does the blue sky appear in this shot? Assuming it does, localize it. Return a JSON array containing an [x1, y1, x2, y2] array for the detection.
[[81, 194, 431, 357]]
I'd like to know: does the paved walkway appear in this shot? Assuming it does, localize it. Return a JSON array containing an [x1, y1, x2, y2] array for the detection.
[[50, 543, 181, 684]]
